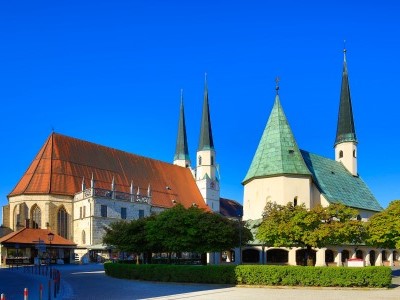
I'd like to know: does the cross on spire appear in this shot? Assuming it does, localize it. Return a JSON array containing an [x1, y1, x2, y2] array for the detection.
[[275, 76, 280, 94]]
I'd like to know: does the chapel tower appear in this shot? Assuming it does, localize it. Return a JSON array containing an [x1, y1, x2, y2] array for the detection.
[[242, 82, 312, 220], [196, 74, 220, 212], [334, 48, 358, 176]]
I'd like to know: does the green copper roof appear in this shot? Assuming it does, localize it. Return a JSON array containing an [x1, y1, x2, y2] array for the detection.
[[243, 94, 311, 184], [174, 93, 190, 161], [301, 150, 382, 212], [335, 49, 357, 146], [198, 76, 214, 151]]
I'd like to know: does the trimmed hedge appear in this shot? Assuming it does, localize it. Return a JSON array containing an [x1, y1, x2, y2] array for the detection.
[[104, 263, 392, 288], [104, 263, 236, 284], [235, 265, 392, 287]]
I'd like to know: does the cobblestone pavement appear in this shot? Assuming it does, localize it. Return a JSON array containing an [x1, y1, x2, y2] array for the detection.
[[1, 264, 399, 300]]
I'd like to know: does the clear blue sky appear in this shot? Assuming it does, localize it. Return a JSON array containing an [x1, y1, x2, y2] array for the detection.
[[1, 1, 399, 222]]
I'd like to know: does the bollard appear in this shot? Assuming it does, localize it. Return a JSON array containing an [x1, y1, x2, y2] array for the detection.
[[48, 280, 51, 300], [24, 288, 28, 300], [39, 283, 43, 300]]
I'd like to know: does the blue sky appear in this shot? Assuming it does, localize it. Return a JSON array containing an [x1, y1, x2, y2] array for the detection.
[[1, 1, 399, 222]]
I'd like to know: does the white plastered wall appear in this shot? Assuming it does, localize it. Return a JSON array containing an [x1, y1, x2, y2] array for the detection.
[[243, 175, 311, 221], [335, 142, 357, 176]]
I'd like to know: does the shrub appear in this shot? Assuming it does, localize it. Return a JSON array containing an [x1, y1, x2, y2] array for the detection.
[[104, 263, 392, 288]]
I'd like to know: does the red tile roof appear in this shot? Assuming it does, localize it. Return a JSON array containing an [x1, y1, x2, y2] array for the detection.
[[9, 133, 208, 210], [0, 228, 76, 246]]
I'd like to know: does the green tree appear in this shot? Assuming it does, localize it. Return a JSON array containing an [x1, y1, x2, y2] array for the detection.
[[256, 202, 365, 265], [103, 217, 153, 263], [145, 204, 252, 255], [366, 200, 400, 249]]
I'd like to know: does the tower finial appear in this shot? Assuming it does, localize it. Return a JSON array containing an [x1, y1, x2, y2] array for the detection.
[[343, 40, 347, 61], [275, 76, 280, 95]]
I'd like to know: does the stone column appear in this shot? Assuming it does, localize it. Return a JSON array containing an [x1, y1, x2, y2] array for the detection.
[[365, 251, 371, 266], [335, 251, 343, 267], [288, 248, 297, 266], [315, 248, 327, 267], [389, 251, 394, 267], [376, 251, 383, 266]]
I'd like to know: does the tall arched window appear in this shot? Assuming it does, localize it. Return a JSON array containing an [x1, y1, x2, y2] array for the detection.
[[339, 150, 343, 158], [353, 150, 356, 158], [293, 197, 298, 207], [82, 230, 86, 244], [57, 207, 68, 239], [31, 205, 41, 229], [198, 156, 202, 166], [211, 156, 214, 166]]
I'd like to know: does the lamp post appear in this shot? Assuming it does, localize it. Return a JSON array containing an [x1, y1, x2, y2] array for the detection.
[[48, 232, 54, 265], [237, 213, 243, 265]]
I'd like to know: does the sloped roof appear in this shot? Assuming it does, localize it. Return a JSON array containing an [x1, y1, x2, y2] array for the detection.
[[243, 94, 311, 184], [0, 228, 76, 246], [301, 150, 382, 212], [198, 76, 214, 151], [174, 93, 190, 161], [335, 49, 357, 146], [220, 198, 242, 218], [9, 133, 208, 210]]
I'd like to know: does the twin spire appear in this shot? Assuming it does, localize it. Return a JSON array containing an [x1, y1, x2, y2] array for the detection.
[[174, 74, 215, 166], [335, 48, 357, 146], [174, 90, 190, 162]]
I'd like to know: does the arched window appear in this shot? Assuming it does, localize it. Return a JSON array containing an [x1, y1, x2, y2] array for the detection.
[[31, 205, 41, 229], [211, 156, 214, 166], [57, 207, 68, 239], [198, 156, 202, 166], [293, 197, 298, 207], [353, 150, 356, 158], [339, 150, 343, 158], [82, 230, 86, 244]]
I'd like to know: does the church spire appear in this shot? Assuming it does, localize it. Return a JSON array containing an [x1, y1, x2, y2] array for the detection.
[[173, 89, 191, 168], [335, 47, 357, 146], [198, 73, 214, 151], [243, 83, 310, 184], [334, 46, 358, 176]]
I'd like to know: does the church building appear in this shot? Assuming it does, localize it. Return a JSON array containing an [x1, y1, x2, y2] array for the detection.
[[0, 76, 238, 265], [240, 50, 397, 267]]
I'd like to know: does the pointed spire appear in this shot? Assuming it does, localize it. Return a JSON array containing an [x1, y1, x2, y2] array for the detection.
[[147, 184, 151, 197], [243, 84, 311, 184], [90, 173, 95, 188], [81, 177, 86, 191], [130, 180, 134, 195], [198, 73, 214, 151], [111, 176, 115, 191], [174, 89, 190, 161], [335, 46, 357, 146]]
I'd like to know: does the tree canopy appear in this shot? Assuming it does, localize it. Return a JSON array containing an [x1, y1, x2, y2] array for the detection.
[[103, 204, 252, 257], [365, 200, 400, 249], [256, 202, 365, 249]]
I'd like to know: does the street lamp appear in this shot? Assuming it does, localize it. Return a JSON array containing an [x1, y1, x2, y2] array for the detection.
[[237, 213, 243, 265], [48, 232, 55, 264]]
